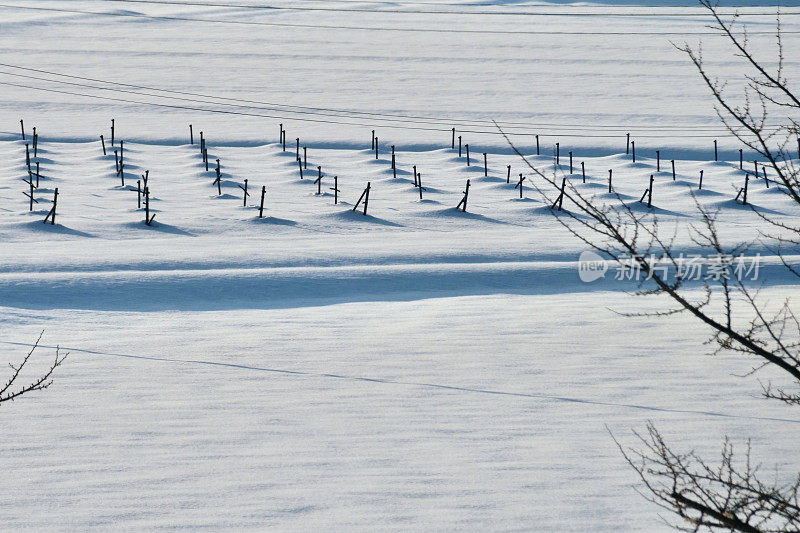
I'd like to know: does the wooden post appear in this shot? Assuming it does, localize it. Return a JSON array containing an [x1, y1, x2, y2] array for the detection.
[[190, 124, 194, 145], [20, 119, 24, 140], [648, 175, 653, 207], [739, 149, 743, 169], [743, 174, 749, 204], [204, 149, 209, 172], [632, 141, 636, 163], [315, 167, 323, 194], [714, 139, 717, 161], [215, 159, 222, 195], [25, 143, 30, 170], [536, 134, 540, 156], [483, 153, 487, 176], [296, 138, 300, 159], [35, 161, 40, 188], [144, 187, 155, 225], [556, 143, 560, 165], [119, 162, 125, 187], [115, 150, 119, 174], [671, 159, 675, 180], [418, 172, 424, 200], [259, 185, 266, 218], [626, 133, 630, 154], [466, 144, 470, 166], [24, 178, 36, 211], [451, 128, 455, 149], [297, 157, 304, 179], [143, 170, 149, 191], [456, 179, 470, 212], [413, 165, 418, 187], [581, 161, 585, 183], [608, 169, 612, 193], [699, 169, 704, 189], [239, 179, 249, 206], [303, 147, 307, 169], [507, 164, 511, 183], [514, 174, 526, 198], [656, 150, 660, 172], [557, 178, 566, 211], [458, 136, 462, 157], [120, 140, 124, 168], [43, 188, 58, 225], [353, 182, 371, 215], [569, 151, 573, 173], [282, 131, 286, 152], [111, 118, 115, 146], [330, 176, 340, 204], [763, 165, 769, 188], [371, 130, 375, 150], [200, 131, 204, 154], [279, 123, 283, 144], [101, 135, 106, 155], [375, 137, 378, 159], [33, 128, 37, 158], [137, 179, 142, 208], [391, 145, 396, 170], [753, 160, 758, 176]]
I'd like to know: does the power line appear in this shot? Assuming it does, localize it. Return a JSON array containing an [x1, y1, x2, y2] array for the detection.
[[0, 62, 750, 133], [0, 79, 740, 139], [2, 3, 798, 35], [94, 0, 800, 17]]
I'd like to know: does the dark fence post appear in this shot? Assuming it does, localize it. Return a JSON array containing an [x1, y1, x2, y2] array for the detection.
[[456, 179, 470, 212], [238, 179, 250, 206], [330, 176, 339, 204], [190, 124, 194, 145], [101, 135, 106, 155], [514, 174, 526, 198], [483, 152, 487, 176], [353, 183, 371, 215], [259, 185, 266, 218], [43, 188, 58, 225]]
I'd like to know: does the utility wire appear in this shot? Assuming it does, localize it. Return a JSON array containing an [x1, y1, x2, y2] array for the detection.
[[1, 3, 798, 35], [0, 63, 754, 133], [94, 0, 800, 17], [0, 79, 742, 138]]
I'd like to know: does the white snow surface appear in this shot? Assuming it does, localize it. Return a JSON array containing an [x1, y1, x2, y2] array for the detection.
[[1, 1, 800, 531]]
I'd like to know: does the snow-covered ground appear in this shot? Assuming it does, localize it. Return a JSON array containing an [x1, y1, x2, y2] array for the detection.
[[1, 1, 799, 530]]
